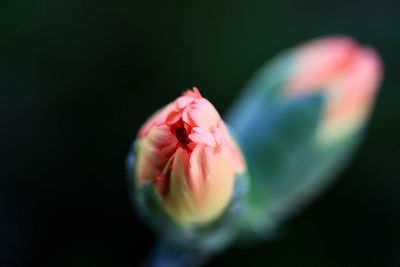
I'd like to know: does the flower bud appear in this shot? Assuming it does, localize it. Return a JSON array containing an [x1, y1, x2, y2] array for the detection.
[[225, 36, 384, 238], [286, 36, 383, 145], [134, 88, 245, 227]]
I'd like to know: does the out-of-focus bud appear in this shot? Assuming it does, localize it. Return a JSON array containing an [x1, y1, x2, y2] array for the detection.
[[286, 36, 383, 145], [226, 36, 384, 239], [134, 88, 245, 227]]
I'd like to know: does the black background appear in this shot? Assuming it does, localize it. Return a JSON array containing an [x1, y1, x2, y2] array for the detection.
[[2, 0, 400, 266]]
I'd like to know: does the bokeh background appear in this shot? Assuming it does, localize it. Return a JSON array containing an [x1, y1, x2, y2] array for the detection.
[[2, 0, 400, 266]]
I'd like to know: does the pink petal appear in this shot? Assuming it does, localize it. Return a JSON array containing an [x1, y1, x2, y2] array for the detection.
[[188, 127, 216, 147], [189, 98, 221, 129]]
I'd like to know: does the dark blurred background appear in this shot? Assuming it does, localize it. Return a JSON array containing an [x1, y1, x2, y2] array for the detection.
[[2, 0, 400, 266]]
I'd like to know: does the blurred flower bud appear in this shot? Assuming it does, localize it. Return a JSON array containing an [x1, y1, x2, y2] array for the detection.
[[286, 36, 383, 145], [134, 88, 245, 227], [226, 36, 384, 239]]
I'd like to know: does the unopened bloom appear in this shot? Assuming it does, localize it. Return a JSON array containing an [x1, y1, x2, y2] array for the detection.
[[286, 36, 383, 144], [135, 88, 245, 226]]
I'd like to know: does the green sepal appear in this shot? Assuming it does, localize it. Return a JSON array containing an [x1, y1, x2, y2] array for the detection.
[[126, 141, 250, 254]]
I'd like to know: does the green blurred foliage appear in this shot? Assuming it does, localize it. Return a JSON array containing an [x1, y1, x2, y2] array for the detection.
[[1, 0, 400, 266]]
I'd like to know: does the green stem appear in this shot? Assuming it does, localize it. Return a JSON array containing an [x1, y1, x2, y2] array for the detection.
[[142, 242, 212, 267]]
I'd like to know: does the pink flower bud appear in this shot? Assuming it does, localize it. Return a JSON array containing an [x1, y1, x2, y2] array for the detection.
[[135, 88, 245, 226], [286, 36, 383, 144]]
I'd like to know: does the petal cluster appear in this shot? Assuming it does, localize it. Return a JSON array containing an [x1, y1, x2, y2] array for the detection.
[[135, 88, 245, 226], [286, 36, 383, 144]]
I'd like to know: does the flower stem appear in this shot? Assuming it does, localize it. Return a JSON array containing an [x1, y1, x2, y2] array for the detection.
[[143, 241, 212, 267]]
